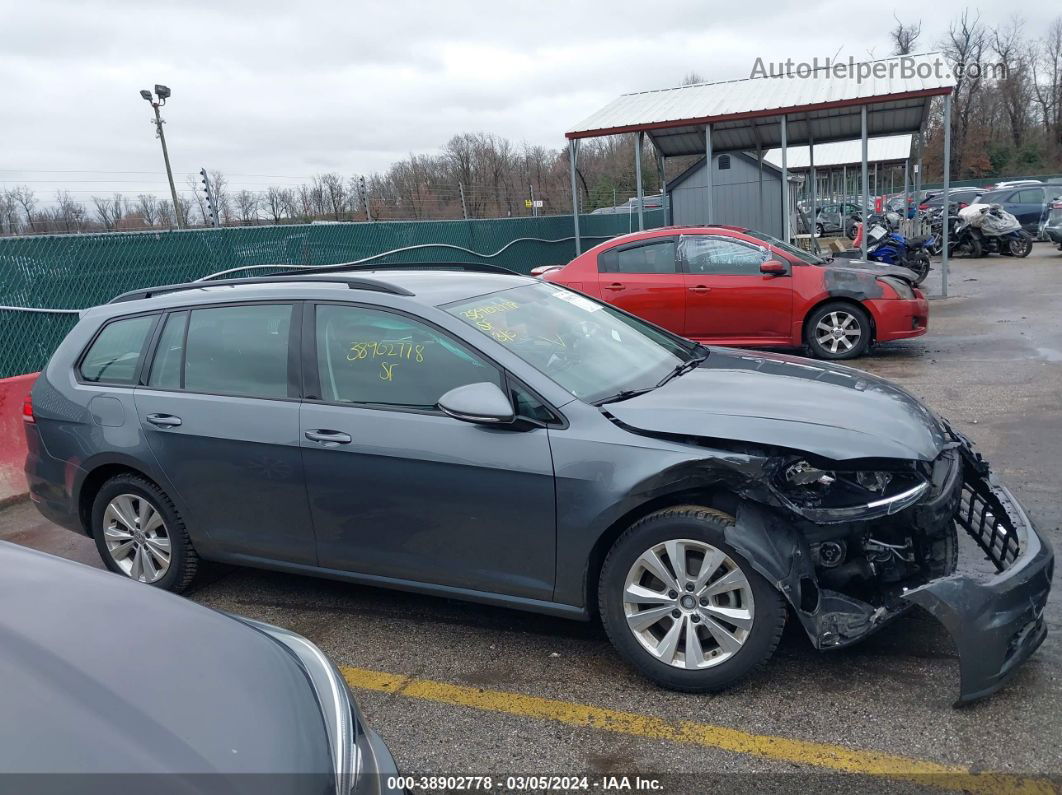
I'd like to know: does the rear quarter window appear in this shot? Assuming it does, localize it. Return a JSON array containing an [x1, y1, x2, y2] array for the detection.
[[79, 314, 156, 385]]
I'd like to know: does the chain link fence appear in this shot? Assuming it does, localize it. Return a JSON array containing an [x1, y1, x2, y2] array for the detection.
[[0, 210, 665, 378]]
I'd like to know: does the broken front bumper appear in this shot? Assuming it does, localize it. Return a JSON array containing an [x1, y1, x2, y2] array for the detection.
[[902, 442, 1054, 705]]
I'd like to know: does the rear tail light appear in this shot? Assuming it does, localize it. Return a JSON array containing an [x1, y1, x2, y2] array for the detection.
[[22, 393, 34, 423], [918, 203, 928, 210]]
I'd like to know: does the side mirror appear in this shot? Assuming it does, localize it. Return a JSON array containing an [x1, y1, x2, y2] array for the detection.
[[438, 382, 515, 426], [760, 260, 787, 277]]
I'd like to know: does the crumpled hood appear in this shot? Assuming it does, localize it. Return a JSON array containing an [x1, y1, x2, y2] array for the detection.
[[606, 348, 946, 462], [823, 258, 920, 284]]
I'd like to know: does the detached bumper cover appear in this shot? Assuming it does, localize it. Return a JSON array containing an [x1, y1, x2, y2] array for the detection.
[[902, 437, 1054, 705]]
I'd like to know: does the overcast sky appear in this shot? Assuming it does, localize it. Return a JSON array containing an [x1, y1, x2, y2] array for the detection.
[[2, 0, 1056, 205]]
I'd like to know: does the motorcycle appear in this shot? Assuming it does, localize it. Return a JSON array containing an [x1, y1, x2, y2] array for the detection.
[[952, 204, 1033, 258], [851, 212, 933, 284]]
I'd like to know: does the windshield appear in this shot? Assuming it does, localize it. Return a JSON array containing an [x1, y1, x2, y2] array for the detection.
[[741, 229, 825, 265], [444, 282, 696, 403]]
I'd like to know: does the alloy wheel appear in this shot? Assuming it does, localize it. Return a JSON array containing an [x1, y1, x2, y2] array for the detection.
[[815, 310, 862, 354], [102, 493, 171, 583], [622, 539, 755, 669]]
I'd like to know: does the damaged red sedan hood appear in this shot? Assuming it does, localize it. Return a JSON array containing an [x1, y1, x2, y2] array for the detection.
[[604, 347, 946, 462]]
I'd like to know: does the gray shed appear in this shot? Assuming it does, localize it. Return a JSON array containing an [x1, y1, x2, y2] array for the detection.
[[666, 153, 794, 238]]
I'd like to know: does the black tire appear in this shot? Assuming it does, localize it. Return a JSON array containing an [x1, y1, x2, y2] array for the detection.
[[805, 301, 871, 360], [598, 506, 786, 693], [1009, 234, 1032, 258], [908, 254, 930, 285], [965, 237, 983, 258], [815, 223, 825, 238], [845, 220, 858, 240], [92, 473, 198, 592]]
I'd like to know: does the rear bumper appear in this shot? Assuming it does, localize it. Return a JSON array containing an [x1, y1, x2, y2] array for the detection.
[[869, 297, 929, 342], [902, 434, 1053, 705], [24, 422, 83, 534]]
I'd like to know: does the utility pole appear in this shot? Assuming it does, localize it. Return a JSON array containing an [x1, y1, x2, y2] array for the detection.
[[140, 85, 183, 228], [359, 176, 372, 222], [459, 182, 469, 219], [529, 183, 537, 217], [199, 168, 220, 228]]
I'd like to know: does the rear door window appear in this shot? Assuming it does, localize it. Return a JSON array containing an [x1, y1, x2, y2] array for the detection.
[[79, 314, 156, 385], [183, 304, 293, 398], [599, 239, 677, 274]]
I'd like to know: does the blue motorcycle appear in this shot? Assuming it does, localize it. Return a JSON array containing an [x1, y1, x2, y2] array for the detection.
[[859, 215, 934, 285]]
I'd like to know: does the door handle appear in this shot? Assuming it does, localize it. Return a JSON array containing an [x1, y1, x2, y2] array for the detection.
[[688, 285, 711, 293], [603, 282, 626, 291], [146, 413, 182, 428], [305, 429, 352, 446]]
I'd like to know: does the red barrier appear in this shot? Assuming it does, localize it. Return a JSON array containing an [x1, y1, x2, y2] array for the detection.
[[0, 373, 38, 503]]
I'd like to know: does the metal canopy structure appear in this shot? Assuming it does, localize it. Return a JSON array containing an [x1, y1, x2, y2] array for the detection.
[[762, 134, 913, 170], [564, 53, 956, 295]]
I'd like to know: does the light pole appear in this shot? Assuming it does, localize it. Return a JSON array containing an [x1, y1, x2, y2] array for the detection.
[[140, 84, 184, 229]]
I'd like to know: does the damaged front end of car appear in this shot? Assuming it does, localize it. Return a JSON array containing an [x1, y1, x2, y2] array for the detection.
[[720, 423, 1053, 706]]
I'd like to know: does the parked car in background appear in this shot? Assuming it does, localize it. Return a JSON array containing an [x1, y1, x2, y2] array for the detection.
[[988, 179, 1042, 190], [918, 188, 983, 213], [977, 185, 1056, 237], [0, 541, 400, 793], [591, 194, 667, 215], [1045, 197, 1062, 250], [815, 202, 863, 237], [543, 225, 927, 359], [23, 266, 1052, 705]]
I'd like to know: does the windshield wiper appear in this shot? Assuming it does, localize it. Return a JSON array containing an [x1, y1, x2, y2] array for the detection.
[[655, 345, 709, 388], [592, 387, 658, 406]]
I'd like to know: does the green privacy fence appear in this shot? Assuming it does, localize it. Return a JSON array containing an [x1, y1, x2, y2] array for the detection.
[[0, 210, 665, 378]]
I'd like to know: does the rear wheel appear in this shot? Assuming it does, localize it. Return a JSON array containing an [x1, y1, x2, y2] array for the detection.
[[815, 223, 825, 238], [92, 474, 198, 592], [805, 302, 870, 360], [598, 506, 786, 692]]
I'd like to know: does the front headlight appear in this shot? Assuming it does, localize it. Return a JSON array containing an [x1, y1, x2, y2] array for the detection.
[[877, 275, 915, 300], [771, 458, 929, 523], [240, 619, 360, 794]]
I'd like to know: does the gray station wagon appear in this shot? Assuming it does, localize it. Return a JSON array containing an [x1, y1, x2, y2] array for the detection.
[[25, 264, 1052, 703]]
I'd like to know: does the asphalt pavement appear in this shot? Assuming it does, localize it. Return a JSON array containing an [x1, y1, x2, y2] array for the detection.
[[3, 245, 1060, 792]]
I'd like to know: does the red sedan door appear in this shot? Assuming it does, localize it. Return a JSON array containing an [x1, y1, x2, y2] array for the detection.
[[678, 234, 793, 344], [595, 235, 685, 334]]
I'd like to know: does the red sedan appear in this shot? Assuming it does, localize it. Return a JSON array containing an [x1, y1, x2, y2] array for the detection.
[[540, 226, 928, 359]]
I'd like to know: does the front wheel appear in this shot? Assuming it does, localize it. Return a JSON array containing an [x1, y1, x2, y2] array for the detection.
[[907, 254, 930, 284], [1009, 233, 1033, 258], [805, 302, 871, 359], [598, 506, 786, 692]]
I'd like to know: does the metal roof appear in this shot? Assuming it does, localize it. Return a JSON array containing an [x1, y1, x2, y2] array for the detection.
[[762, 134, 913, 170], [566, 53, 954, 157]]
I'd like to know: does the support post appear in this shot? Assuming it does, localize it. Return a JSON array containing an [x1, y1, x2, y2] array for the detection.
[[635, 131, 645, 231], [941, 94, 952, 298], [860, 106, 869, 260], [704, 124, 714, 225], [459, 182, 469, 220], [780, 115, 789, 241], [809, 130, 817, 241], [757, 145, 765, 229], [569, 139, 581, 255], [657, 150, 669, 225], [903, 159, 910, 218]]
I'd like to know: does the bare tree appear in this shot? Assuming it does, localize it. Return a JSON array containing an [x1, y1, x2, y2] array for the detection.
[[681, 71, 706, 85], [318, 173, 347, 220], [992, 17, 1033, 147], [136, 194, 160, 227], [209, 170, 231, 224], [91, 196, 114, 231], [1032, 17, 1062, 150], [12, 186, 38, 233], [941, 9, 987, 177], [0, 190, 21, 235], [890, 16, 922, 55], [265, 186, 287, 224], [233, 190, 260, 225], [55, 191, 85, 233]]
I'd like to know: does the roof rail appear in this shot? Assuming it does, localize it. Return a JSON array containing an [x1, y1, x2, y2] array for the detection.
[[270, 261, 522, 277], [108, 274, 414, 304]]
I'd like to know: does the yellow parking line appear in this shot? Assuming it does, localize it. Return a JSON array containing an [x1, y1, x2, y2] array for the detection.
[[341, 665, 1051, 794]]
